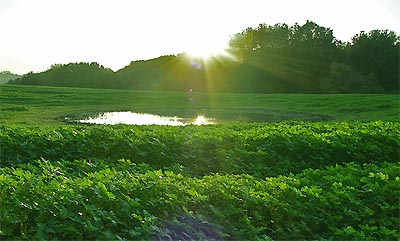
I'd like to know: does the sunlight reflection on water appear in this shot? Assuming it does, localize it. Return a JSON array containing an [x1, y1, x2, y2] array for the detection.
[[79, 112, 215, 126]]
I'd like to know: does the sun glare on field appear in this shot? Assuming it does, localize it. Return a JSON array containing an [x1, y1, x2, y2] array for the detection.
[[193, 115, 215, 125]]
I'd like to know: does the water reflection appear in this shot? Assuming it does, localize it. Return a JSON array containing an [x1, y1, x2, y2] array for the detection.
[[79, 112, 215, 126], [193, 115, 214, 125]]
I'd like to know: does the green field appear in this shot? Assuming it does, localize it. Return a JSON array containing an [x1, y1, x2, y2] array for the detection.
[[1, 84, 399, 125], [0, 84, 399, 240]]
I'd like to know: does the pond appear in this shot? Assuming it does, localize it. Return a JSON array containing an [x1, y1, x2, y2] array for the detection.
[[79, 112, 215, 126]]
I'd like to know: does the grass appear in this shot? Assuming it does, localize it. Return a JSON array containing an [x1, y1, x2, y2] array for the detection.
[[1, 84, 399, 125], [1, 84, 399, 240]]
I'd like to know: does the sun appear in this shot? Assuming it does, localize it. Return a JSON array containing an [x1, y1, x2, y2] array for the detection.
[[184, 39, 229, 59]]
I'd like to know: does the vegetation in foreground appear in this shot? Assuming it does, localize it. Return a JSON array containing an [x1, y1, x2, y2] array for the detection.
[[1, 84, 399, 239], [1, 122, 399, 240], [1, 122, 399, 177]]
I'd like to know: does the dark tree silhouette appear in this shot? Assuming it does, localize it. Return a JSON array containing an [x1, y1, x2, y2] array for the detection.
[[347, 30, 399, 92], [9, 21, 399, 93]]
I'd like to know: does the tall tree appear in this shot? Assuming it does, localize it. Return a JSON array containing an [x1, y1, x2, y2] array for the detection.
[[348, 30, 400, 92], [287, 21, 339, 91], [228, 21, 341, 92]]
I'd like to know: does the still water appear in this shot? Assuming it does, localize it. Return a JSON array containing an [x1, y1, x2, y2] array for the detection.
[[79, 112, 215, 126]]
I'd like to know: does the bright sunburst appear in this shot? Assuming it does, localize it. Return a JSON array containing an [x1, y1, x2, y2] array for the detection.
[[184, 39, 229, 59]]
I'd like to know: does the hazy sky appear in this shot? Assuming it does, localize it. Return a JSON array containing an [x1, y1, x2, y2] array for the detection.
[[1, 0, 399, 75]]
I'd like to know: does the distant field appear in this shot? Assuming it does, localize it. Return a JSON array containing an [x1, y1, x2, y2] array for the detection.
[[1, 84, 399, 125]]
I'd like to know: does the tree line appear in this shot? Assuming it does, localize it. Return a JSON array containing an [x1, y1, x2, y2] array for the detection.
[[0, 71, 20, 84], [9, 21, 399, 93]]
